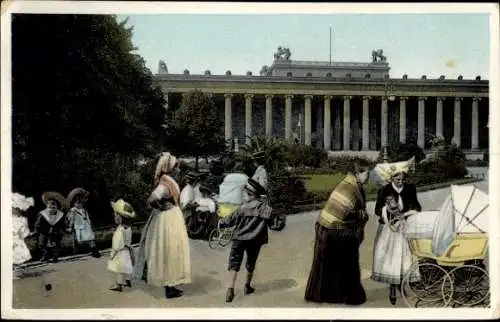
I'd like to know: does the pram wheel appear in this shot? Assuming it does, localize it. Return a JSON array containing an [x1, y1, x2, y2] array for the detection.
[[402, 262, 453, 308], [449, 264, 489, 307], [218, 228, 233, 247], [208, 229, 220, 249]]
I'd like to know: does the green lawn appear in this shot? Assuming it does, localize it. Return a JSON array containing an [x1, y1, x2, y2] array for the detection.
[[302, 173, 378, 195]]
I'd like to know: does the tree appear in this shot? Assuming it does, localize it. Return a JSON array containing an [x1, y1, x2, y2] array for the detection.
[[168, 90, 225, 170], [12, 14, 167, 224]]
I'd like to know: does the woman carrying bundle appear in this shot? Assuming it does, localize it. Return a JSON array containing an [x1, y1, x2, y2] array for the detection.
[[304, 165, 370, 305], [371, 161, 422, 305]]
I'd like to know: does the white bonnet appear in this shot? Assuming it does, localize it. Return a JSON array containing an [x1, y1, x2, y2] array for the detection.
[[12, 192, 35, 211], [154, 152, 178, 181]]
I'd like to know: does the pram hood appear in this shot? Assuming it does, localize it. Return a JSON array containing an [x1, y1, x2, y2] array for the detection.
[[431, 184, 489, 256], [218, 173, 249, 205]]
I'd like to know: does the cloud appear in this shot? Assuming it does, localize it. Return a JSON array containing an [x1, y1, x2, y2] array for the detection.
[[445, 59, 458, 68]]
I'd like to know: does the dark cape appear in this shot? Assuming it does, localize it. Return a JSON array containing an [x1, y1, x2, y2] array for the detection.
[[374, 183, 422, 222], [304, 184, 367, 305]]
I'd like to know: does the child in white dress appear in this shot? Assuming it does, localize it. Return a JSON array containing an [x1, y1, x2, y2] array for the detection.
[[12, 193, 35, 278], [107, 199, 136, 292]]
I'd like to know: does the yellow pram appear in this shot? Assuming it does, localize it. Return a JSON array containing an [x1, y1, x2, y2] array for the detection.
[[208, 203, 238, 249], [395, 184, 490, 308]]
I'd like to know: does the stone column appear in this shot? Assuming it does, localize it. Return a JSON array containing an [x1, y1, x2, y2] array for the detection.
[[472, 97, 480, 150], [323, 95, 332, 151], [436, 97, 444, 139], [399, 97, 407, 144], [265, 94, 273, 137], [418, 97, 426, 148], [454, 97, 462, 147], [304, 95, 313, 146], [381, 97, 388, 148], [245, 94, 253, 145], [224, 94, 233, 144], [362, 96, 370, 150], [343, 96, 351, 150], [285, 95, 293, 140]]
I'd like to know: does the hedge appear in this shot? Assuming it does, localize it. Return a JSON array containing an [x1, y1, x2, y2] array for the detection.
[[295, 176, 482, 212]]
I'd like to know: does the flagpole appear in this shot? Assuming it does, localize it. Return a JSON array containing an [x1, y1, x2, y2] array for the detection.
[[329, 27, 332, 64]]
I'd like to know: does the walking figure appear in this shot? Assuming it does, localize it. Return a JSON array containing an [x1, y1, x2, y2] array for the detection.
[[219, 178, 273, 303]]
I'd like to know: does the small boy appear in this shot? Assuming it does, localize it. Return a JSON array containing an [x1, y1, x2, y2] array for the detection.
[[107, 199, 136, 292], [219, 178, 274, 303], [34, 192, 68, 263]]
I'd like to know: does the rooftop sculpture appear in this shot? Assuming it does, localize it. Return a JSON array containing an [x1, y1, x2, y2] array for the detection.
[[371, 49, 387, 63], [158, 60, 168, 74], [274, 46, 291, 61]]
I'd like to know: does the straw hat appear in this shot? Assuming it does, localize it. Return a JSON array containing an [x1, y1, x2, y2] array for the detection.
[[154, 152, 178, 181], [245, 178, 267, 197], [198, 184, 212, 195], [12, 193, 35, 212], [67, 187, 90, 206], [252, 151, 266, 160], [110, 199, 136, 218], [185, 171, 198, 181], [42, 191, 69, 211]]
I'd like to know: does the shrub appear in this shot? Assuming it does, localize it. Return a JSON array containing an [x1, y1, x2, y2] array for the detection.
[[284, 144, 328, 168], [269, 167, 307, 213], [378, 142, 426, 163], [425, 140, 468, 180], [320, 156, 376, 174]]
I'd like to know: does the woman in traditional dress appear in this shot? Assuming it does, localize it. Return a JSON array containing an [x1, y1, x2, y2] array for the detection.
[[371, 165, 422, 305], [12, 193, 35, 277], [66, 188, 101, 258], [133, 152, 191, 299], [34, 192, 69, 263], [304, 165, 370, 305]]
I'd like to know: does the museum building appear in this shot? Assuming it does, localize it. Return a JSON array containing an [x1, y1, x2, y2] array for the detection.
[[154, 49, 489, 157]]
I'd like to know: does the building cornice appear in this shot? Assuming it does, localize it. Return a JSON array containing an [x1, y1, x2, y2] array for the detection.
[[154, 74, 489, 86], [154, 74, 489, 98]]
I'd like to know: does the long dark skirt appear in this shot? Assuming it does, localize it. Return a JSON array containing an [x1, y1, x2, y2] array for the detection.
[[304, 223, 366, 305]]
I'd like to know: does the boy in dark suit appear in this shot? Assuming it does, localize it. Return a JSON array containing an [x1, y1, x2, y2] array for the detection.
[[219, 178, 274, 303]]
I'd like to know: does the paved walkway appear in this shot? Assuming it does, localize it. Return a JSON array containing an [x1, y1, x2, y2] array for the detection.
[[11, 173, 489, 309]]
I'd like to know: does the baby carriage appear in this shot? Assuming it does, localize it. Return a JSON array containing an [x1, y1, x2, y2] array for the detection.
[[392, 184, 490, 308], [208, 203, 237, 249]]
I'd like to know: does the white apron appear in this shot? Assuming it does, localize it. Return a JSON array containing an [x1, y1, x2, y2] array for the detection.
[[371, 207, 420, 285], [142, 207, 191, 287]]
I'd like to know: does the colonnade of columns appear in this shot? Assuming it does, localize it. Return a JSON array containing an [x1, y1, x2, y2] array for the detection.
[[222, 94, 483, 151]]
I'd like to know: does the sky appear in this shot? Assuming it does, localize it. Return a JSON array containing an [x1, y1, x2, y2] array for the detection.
[[118, 13, 490, 80], [117, 13, 491, 80]]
